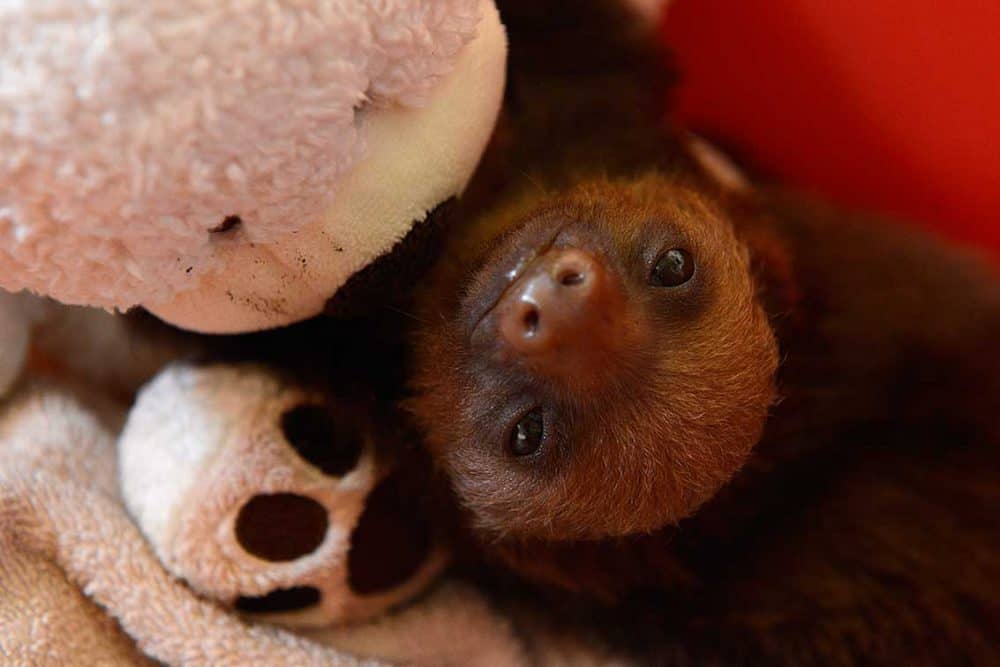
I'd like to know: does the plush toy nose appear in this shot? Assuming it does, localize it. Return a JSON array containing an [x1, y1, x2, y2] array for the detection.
[[497, 247, 621, 365]]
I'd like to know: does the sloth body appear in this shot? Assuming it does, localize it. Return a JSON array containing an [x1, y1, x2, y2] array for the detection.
[[401, 1, 1000, 662]]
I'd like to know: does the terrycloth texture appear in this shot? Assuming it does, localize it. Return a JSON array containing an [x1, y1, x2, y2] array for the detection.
[[0, 392, 155, 666], [0, 389, 530, 666], [0, 0, 506, 335], [120, 364, 447, 628]]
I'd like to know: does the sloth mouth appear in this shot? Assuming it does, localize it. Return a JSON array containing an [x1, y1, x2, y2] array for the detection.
[[464, 221, 568, 344]]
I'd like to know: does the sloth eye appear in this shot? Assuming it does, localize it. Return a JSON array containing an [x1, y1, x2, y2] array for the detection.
[[509, 408, 544, 457], [650, 248, 695, 287]]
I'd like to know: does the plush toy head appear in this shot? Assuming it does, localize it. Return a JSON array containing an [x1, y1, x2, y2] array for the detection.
[[0, 0, 506, 333]]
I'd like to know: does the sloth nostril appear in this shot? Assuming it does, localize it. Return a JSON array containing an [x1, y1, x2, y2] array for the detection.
[[281, 404, 363, 477], [522, 306, 540, 336], [235, 586, 321, 614], [235, 493, 328, 562], [558, 270, 585, 286], [551, 248, 596, 288]]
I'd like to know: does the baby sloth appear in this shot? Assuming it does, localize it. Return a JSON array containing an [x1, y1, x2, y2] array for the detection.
[[410, 176, 779, 541], [403, 1, 999, 660]]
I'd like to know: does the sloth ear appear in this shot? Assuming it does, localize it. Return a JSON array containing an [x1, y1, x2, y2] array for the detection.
[[624, 0, 673, 25], [684, 132, 752, 194], [681, 132, 802, 325], [681, 132, 805, 335]]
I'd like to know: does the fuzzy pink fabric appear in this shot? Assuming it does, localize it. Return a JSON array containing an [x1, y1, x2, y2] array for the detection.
[[0, 0, 481, 309]]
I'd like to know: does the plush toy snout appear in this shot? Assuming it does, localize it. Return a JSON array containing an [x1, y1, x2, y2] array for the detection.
[[0, 0, 507, 335]]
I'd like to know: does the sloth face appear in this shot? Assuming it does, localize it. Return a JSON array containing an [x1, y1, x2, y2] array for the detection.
[[410, 175, 779, 540]]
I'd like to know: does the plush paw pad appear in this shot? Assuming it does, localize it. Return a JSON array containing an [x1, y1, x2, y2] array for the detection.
[[280, 404, 364, 478], [348, 471, 433, 595], [235, 493, 330, 563]]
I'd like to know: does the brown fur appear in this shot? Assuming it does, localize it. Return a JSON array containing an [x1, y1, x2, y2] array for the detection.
[[409, 176, 780, 540], [403, 0, 1000, 663]]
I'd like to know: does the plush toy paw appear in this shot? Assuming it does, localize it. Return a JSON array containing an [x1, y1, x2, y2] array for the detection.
[[119, 364, 447, 628]]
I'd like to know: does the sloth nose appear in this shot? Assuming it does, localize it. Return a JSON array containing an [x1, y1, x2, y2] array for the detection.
[[497, 247, 617, 359]]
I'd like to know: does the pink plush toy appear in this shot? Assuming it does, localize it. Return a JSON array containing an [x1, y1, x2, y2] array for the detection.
[[0, 0, 506, 333]]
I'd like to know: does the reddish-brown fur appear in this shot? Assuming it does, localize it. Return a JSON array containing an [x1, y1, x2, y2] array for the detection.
[[403, 1, 1000, 663], [410, 176, 781, 541]]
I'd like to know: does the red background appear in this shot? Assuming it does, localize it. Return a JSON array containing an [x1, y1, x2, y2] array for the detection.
[[661, 0, 1000, 257]]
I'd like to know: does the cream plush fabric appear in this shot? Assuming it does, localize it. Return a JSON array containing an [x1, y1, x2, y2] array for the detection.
[[0, 0, 506, 333]]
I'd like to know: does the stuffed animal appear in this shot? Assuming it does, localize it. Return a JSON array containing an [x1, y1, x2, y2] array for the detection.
[[0, 0, 506, 333]]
